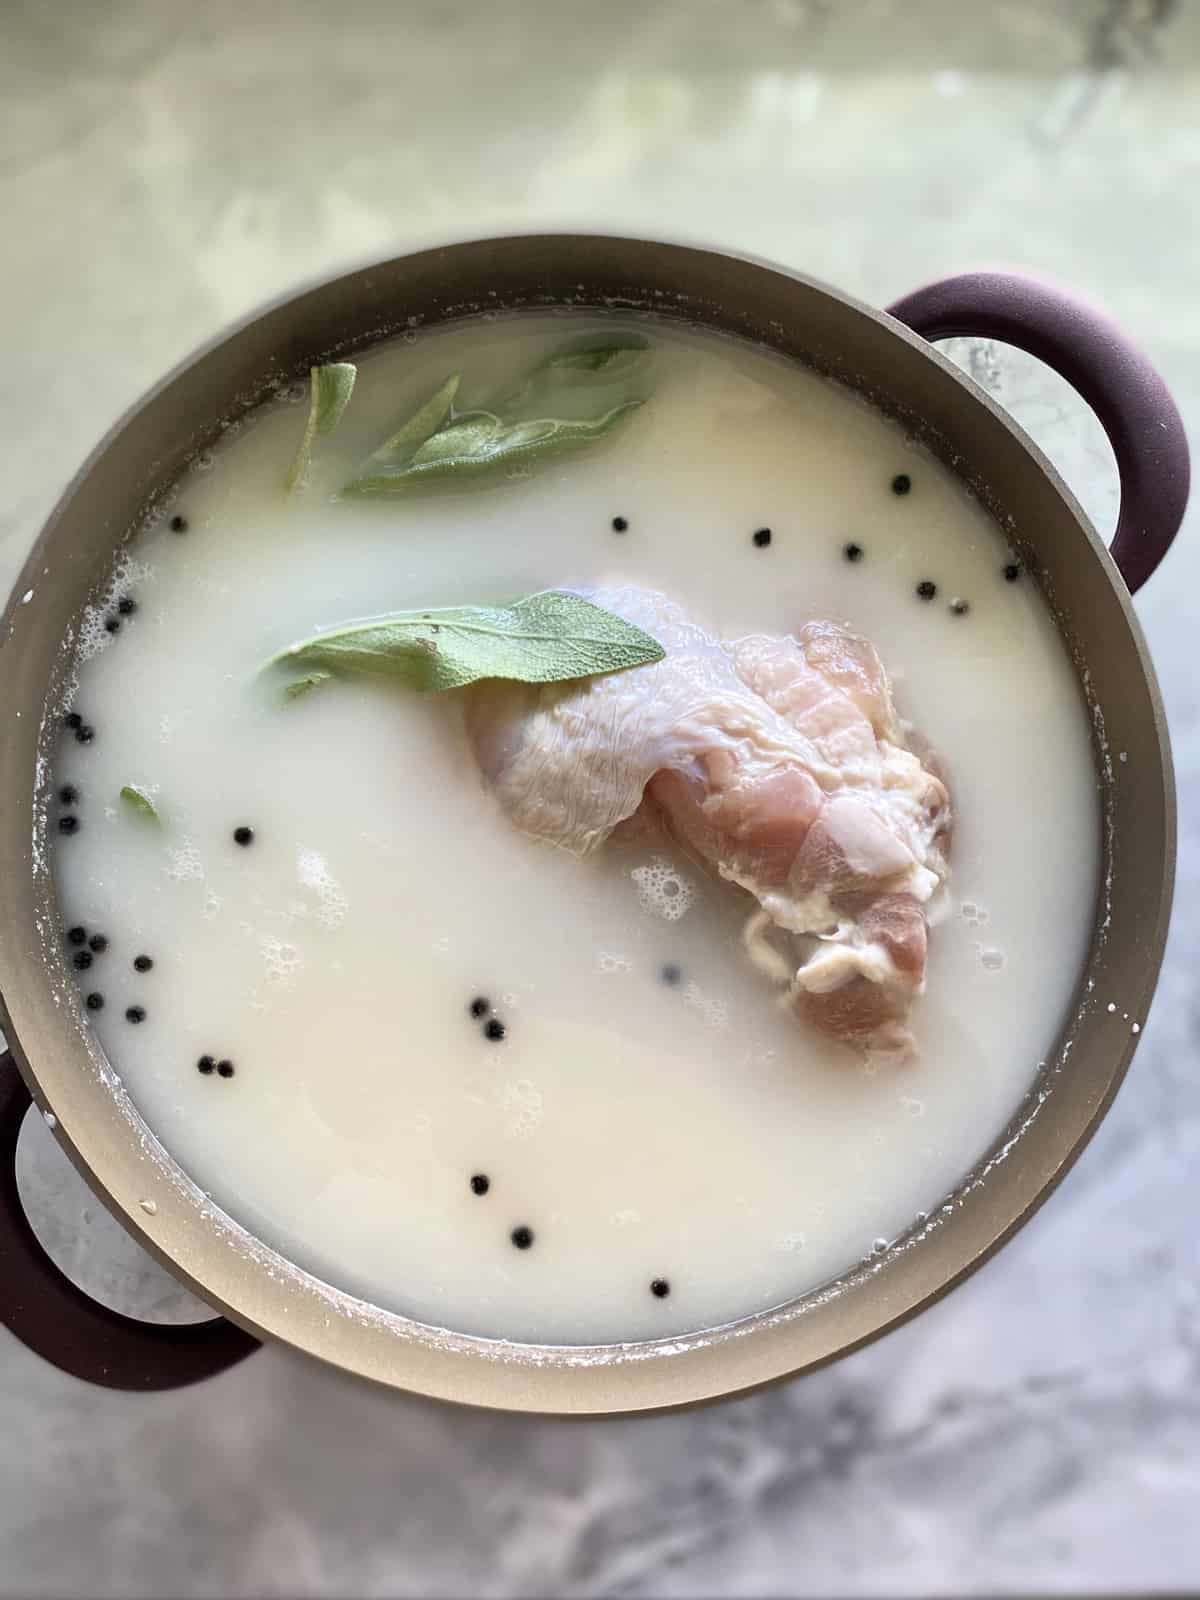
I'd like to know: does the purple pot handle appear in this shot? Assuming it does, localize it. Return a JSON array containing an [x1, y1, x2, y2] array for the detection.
[[0, 1050, 259, 1389], [887, 272, 1190, 594]]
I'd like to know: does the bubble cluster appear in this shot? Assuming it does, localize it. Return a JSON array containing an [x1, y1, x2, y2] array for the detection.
[[166, 839, 204, 882], [74, 556, 152, 664], [297, 849, 348, 928], [631, 858, 695, 922], [683, 979, 728, 1028], [960, 901, 989, 926], [259, 935, 302, 988], [598, 951, 632, 975]]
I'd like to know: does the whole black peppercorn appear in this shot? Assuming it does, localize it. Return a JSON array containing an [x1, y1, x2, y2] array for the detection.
[[484, 1018, 506, 1042], [468, 996, 490, 1019], [59, 785, 79, 805], [891, 473, 912, 495], [85, 992, 104, 1011], [661, 963, 682, 987], [233, 826, 254, 847], [843, 542, 864, 563], [217, 1059, 235, 1078], [125, 1005, 146, 1024], [133, 954, 154, 973], [1003, 562, 1021, 583], [88, 933, 107, 953], [104, 617, 121, 635], [117, 595, 137, 616], [510, 1225, 534, 1250], [75, 724, 95, 745], [64, 712, 82, 731], [170, 514, 188, 533], [916, 580, 937, 601], [470, 1174, 490, 1196], [752, 527, 772, 548], [611, 516, 628, 533], [197, 1055, 216, 1075], [651, 1278, 671, 1298], [72, 950, 93, 971], [58, 815, 79, 835], [67, 925, 87, 946]]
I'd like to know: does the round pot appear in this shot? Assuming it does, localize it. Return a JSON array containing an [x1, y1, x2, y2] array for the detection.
[[0, 238, 1188, 1410]]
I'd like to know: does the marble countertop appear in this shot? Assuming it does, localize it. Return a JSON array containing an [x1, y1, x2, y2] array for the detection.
[[3, 2, 1199, 1593]]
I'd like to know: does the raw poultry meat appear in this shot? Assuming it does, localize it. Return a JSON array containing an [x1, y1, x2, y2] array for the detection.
[[466, 586, 950, 1059]]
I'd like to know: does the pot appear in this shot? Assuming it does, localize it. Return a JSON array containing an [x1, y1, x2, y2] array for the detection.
[[0, 238, 1188, 1410]]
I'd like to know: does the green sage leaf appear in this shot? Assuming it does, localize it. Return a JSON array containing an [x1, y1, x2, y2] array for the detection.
[[268, 590, 664, 694], [285, 362, 357, 490], [341, 374, 460, 497], [343, 400, 640, 496], [284, 670, 333, 701], [341, 331, 652, 496], [120, 784, 161, 823], [532, 332, 651, 377]]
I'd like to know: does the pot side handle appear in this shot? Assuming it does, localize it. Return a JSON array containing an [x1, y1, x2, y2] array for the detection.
[[886, 271, 1190, 594], [0, 1050, 259, 1390]]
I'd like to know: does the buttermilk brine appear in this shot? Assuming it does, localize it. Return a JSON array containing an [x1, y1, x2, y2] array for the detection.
[[49, 316, 1098, 1343]]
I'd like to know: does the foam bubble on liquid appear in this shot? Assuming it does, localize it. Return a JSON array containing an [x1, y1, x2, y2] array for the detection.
[[74, 555, 151, 665], [900, 1096, 925, 1118], [980, 948, 1005, 972], [683, 979, 728, 1028], [296, 849, 348, 929], [166, 839, 204, 881], [631, 858, 695, 922], [501, 1078, 543, 1139], [259, 935, 302, 987], [203, 890, 223, 920], [598, 951, 632, 975], [780, 1232, 807, 1252]]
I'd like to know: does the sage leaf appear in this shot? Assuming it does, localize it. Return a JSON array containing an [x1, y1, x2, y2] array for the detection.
[[343, 400, 641, 495], [341, 332, 652, 495], [268, 590, 664, 694], [285, 362, 357, 490], [284, 670, 332, 701], [341, 374, 460, 497], [120, 784, 161, 823], [532, 332, 650, 377]]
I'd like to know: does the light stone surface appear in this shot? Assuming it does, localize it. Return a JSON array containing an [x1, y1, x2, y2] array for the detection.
[[2, 2, 1199, 1593]]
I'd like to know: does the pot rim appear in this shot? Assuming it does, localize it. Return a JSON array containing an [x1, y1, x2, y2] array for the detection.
[[0, 234, 1176, 1412]]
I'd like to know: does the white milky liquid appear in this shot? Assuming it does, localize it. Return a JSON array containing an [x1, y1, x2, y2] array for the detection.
[[50, 316, 1099, 1343]]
